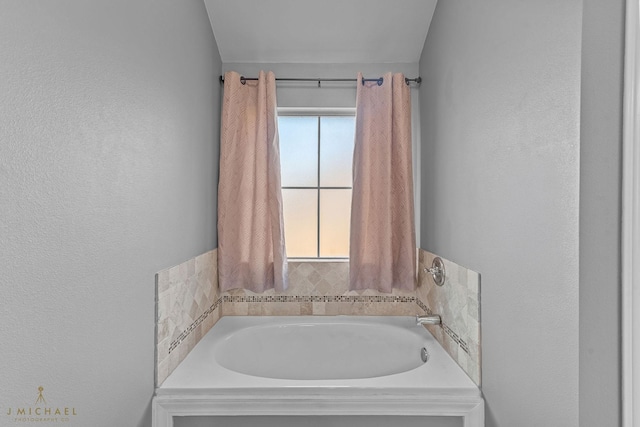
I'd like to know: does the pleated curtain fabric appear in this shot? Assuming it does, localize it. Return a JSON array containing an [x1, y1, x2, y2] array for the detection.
[[349, 72, 416, 292], [218, 70, 288, 292]]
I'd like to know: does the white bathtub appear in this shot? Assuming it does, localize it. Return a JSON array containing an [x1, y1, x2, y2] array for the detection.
[[153, 316, 484, 427]]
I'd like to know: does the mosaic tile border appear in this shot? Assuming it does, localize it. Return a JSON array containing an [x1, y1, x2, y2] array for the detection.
[[443, 323, 469, 355], [416, 297, 432, 314], [223, 295, 415, 304], [168, 297, 223, 354]]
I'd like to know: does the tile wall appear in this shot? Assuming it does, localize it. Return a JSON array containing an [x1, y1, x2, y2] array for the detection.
[[155, 249, 220, 386], [155, 249, 481, 387], [223, 262, 416, 316], [416, 249, 481, 386]]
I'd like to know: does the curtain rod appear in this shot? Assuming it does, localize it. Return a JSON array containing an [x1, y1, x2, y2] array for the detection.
[[218, 75, 422, 86]]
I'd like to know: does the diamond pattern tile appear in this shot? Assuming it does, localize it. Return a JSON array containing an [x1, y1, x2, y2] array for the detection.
[[155, 249, 220, 387], [416, 249, 481, 386]]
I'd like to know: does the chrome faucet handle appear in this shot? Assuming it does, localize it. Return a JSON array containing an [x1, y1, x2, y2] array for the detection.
[[423, 257, 446, 286]]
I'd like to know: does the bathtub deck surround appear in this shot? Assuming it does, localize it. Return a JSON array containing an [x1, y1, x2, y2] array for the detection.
[[155, 249, 220, 387], [155, 249, 482, 388], [417, 249, 482, 386], [152, 316, 484, 427]]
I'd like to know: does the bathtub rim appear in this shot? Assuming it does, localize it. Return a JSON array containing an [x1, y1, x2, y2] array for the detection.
[[153, 315, 484, 427], [159, 315, 480, 394]]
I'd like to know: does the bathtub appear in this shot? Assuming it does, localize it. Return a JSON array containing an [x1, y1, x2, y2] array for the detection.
[[153, 316, 484, 427]]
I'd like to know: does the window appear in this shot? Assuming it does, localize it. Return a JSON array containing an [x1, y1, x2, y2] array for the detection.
[[278, 111, 355, 259]]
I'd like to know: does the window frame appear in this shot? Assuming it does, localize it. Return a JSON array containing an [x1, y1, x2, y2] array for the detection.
[[277, 107, 356, 262]]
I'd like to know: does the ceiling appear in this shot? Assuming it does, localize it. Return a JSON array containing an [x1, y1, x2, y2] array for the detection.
[[203, 0, 437, 64]]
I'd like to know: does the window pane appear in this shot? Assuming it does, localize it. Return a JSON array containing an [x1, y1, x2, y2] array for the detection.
[[319, 189, 351, 257], [278, 116, 318, 187], [320, 116, 355, 187], [282, 189, 318, 257]]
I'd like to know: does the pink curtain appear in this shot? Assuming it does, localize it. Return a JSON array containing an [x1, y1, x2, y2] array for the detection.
[[349, 72, 416, 292], [218, 71, 288, 292]]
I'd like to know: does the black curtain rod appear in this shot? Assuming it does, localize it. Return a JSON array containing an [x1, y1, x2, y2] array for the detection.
[[218, 75, 422, 86]]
